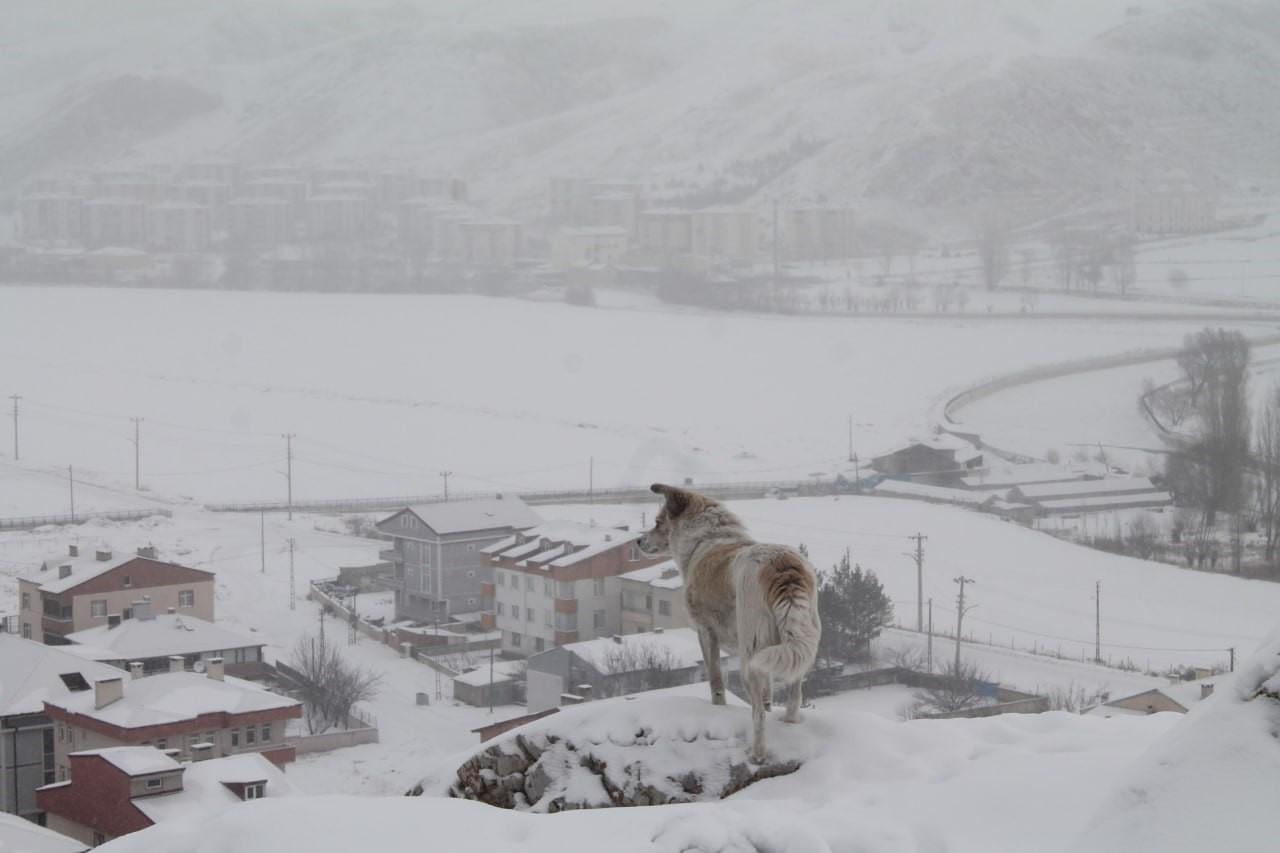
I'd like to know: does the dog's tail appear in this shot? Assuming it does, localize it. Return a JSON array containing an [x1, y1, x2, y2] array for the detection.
[[748, 551, 820, 682]]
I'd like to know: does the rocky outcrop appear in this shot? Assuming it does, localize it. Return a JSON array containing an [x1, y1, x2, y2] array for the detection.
[[407, 693, 808, 811]]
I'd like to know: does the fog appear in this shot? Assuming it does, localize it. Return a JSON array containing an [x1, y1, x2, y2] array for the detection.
[[2, 2, 1280, 851]]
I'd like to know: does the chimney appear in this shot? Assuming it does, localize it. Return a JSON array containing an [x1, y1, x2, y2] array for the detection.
[[190, 743, 214, 763], [132, 599, 154, 621], [59, 564, 72, 579], [400, 642, 412, 659], [94, 677, 124, 710], [169, 655, 185, 674], [576, 683, 593, 701], [206, 657, 224, 681], [95, 548, 113, 562], [69, 544, 79, 557], [129, 662, 145, 680], [136, 545, 157, 559], [1201, 683, 1215, 700]]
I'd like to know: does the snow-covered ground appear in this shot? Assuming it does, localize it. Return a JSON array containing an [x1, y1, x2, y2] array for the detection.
[[0, 285, 1263, 514]]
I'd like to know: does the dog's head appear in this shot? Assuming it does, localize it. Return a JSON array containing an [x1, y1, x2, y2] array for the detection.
[[637, 483, 705, 556]]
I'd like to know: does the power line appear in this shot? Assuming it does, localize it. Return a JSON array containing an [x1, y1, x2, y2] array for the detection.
[[282, 433, 296, 521]]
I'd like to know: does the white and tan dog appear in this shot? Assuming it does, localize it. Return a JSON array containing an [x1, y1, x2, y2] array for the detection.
[[637, 484, 821, 763]]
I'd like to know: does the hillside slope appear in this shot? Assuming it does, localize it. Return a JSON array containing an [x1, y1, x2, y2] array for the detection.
[[3, 0, 1278, 220]]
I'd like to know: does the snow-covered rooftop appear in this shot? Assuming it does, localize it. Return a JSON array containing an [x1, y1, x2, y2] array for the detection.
[[486, 521, 639, 569], [1035, 492, 1173, 512], [132, 752, 298, 826], [873, 479, 996, 506], [396, 497, 541, 536], [560, 627, 713, 673], [73, 746, 182, 777], [0, 810, 85, 853], [1012, 477, 1158, 500], [21, 553, 210, 595], [453, 660, 525, 687], [44, 671, 299, 729], [959, 464, 1085, 490], [0, 634, 126, 716], [65, 614, 262, 660], [619, 560, 683, 590]]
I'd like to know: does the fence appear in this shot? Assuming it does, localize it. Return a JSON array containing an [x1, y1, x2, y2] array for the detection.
[[292, 722, 380, 754], [0, 508, 173, 532], [204, 479, 821, 516]]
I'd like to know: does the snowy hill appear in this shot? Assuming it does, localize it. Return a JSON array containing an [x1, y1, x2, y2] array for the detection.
[[4, 0, 1279, 220]]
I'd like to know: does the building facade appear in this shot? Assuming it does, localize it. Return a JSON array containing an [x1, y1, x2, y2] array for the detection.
[[19, 548, 215, 645], [375, 498, 541, 623], [618, 561, 688, 635]]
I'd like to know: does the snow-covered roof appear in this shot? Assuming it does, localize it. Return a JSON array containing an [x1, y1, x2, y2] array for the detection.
[[44, 671, 299, 729], [959, 464, 1085, 490], [873, 480, 995, 506], [65, 615, 262, 660], [21, 553, 211, 595], [0, 634, 125, 716], [558, 226, 629, 237], [74, 746, 182, 776], [454, 660, 526, 687], [486, 521, 639, 569], [869, 433, 982, 463], [619, 560, 683, 590], [1011, 477, 1157, 500], [397, 497, 541, 536], [0, 810, 85, 853], [1034, 492, 1172, 512], [133, 752, 298, 826], [561, 628, 716, 673]]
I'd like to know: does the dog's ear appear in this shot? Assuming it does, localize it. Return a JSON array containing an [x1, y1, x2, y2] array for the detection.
[[650, 483, 690, 517]]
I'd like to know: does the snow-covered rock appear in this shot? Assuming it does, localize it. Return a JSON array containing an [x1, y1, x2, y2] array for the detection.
[[412, 693, 807, 811], [1075, 628, 1280, 853]]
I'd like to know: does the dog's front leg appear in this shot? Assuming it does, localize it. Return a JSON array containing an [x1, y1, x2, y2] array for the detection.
[[699, 628, 726, 705]]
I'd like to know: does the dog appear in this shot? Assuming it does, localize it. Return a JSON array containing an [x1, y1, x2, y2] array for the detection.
[[637, 483, 821, 763]]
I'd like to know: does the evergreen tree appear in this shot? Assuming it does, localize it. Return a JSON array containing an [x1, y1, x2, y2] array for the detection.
[[818, 551, 893, 663]]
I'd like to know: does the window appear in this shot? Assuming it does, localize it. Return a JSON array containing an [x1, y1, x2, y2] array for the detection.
[[43, 728, 54, 785], [468, 597, 477, 606], [145, 777, 163, 790], [245, 782, 265, 800], [155, 738, 167, 750], [510, 632, 522, 648], [526, 576, 535, 591], [526, 607, 534, 622], [593, 578, 606, 597], [544, 580, 553, 597], [496, 602, 504, 616], [497, 572, 505, 587], [544, 611, 553, 627], [90, 600, 107, 618], [534, 637, 545, 652], [261, 723, 271, 741], [122, 575, 132, 588], [466, 544, 477, 552], [628, 543, 642, 561], [231, 729, 240, 748], [21, 623, 31, 639], [593, 609, 606, 630], [93, 832, 105, 846], [20, 592, 29, 610], [178, 590, 195, 608], [246, 726, 257, 745], [466, 569, 476, 578], [658, 600, 671, 617]]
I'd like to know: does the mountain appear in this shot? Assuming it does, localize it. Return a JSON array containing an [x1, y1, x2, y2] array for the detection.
[[3, 0, 1278, 225]]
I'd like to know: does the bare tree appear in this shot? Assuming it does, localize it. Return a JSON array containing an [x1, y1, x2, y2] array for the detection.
[[1256, 384, 1280, 570], [907, 661, 992, 717], [290, 635, 382, 734], [1107, 233, 1137, 296], [597, 643, 683, 696], [977, 211, 1010, 291]]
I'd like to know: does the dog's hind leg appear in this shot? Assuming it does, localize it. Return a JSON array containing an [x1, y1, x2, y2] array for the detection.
[[746, 668, 768, 763], [699, 628, 726, 705], [762, 674, 773, 712], [783, 679, 803, 723]]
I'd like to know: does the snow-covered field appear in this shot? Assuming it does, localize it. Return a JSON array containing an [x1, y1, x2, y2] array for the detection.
[[0, 285, 1264, 515]]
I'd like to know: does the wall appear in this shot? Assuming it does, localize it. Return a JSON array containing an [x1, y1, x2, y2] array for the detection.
[[70, 580, 215, 634], [17, 580, 41, 642], [1, 713, 53, 818], [291, 725, 379, 755]]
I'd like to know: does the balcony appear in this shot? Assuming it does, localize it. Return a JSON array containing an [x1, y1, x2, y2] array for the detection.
[[553, 597, 577, 614], [554, 630, 579, 646], [378, 548, 402, 564]]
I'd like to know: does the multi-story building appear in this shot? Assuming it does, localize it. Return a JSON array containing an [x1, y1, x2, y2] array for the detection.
[[783, 206, 857, 261], [0, 636, 122, 823], [375, 497, 541, 623], [618, 560, 688, 635], [42, 663, 301, 780], [38, 747, 295, 848], [638, 209, 694, 264], [550, 226, 629, 271], [1132, 173, 1216, 235], [458, 219, 523, 267], [18, 547, 215, 645], [482, 522, 666, 655], [145, 203, 211, 252], [691, 208, 759, 266], [18, 194, 84, 244], [82, 199, 146, 249], [64, 608, 266, 679]]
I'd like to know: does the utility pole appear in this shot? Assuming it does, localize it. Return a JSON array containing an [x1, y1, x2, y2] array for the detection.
[[771, 198, 780, 286], [260, 511, 266, 574], [8, 395, 19, 460], [282, 434, 295, 520], [129, 417, 143, 490], [848, 415, 854, 462], [441, 470, 452, 501], [68, 465, 75, 522], [319, 604, 326, 647], [906, 533, 927, 632], [926, 598, 934, 672], [288, 537, 296, 611], [953, 575, 976, 672], [489, 644, 495, 714], [1094, 580, 1102, 663], [589, 456, 594, 504], [1229, 647, 1235, 672]]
